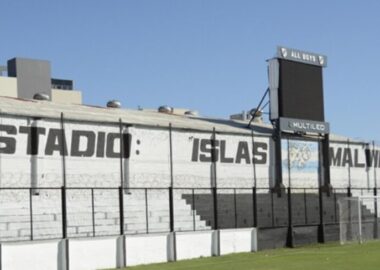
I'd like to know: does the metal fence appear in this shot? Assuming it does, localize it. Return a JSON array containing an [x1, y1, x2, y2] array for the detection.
[[0, 187, 379, 242]]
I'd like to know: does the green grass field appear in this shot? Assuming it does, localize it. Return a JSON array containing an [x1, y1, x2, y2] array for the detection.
[[111, 241, 380, 270]]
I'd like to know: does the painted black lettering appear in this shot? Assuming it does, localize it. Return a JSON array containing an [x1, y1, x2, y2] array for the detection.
[[191, 138, 199, 162], [342, 148, 353, 167], [19, 126, 46, 155], [253, 142, 267, 164], [106, 133, 121, 158], [329, 147, 342, 166], [106, 133, 131, 159], [122, 133, 132, 159], [200, 139, 214, 162], [366, 149, 379, 168], [96, 132, 106, 158], [45, 129, 67, 156], [71, 130, 95, 157], [211, 139, 219, 162], [220, 140, 233, 163], [354, 149, 365, 168], [235, 141, 250, 164], [0, 124, 16, 154]]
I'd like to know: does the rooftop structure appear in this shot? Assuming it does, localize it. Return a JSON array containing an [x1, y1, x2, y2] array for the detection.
[[0, 57, 82, 104]]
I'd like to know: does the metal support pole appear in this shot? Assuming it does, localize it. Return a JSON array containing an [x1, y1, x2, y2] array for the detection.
[[91, 188, 95, 236], [145, 188, 149, 233], [347, 140, 352, 189], [119, 187, 125, 235], [252, 187, 258, 228], [321, 134, 332, 193], [169, 187, 174, 232], [358, 197, 362, 244], [251, 130, 258, 188], [334, 191, 338, 223], [213, 187, 218, 230], [347, 187, 352, 197], [29, 188, 34, 240], [273, 121, 284, 194], [234, 188, 237, 228], [119, 119, 125, 189], [374, 188, 378, 239], [373, 141, 378, 189], [192, 189, 196, 231], [211, 128, 217, 188], [61, 186, 67, 239], [247, 88, 269, 127], [287, 187, 294, 247], [318, 187, 326, 243], [169, 123, 174, 188], [60, 113, 67, 188]]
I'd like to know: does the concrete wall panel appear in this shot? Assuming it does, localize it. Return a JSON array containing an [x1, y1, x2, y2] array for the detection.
[[220, 228, 255, 255], [1, 240, 63, 270], [125, 233, 170, 266], [175, 231, 214, 260]]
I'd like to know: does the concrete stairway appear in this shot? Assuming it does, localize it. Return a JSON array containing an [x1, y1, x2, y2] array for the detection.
[[0, 189, 209, 242]]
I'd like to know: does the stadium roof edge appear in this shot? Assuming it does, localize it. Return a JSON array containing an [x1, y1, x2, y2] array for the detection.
[[0, 96, 363, 143]]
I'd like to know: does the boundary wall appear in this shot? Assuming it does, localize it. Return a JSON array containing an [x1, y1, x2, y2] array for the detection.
[[0, 228, 257, 270]]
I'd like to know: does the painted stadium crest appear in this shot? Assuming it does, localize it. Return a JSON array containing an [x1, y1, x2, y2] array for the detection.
[[288, 142, 312, 169]]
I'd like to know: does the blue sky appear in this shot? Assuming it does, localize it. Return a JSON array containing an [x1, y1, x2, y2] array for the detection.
[[1, 0, 379, 141]]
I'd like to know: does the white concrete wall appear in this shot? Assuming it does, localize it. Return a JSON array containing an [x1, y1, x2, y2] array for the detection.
[[68, 237, 120, 270], [125, 233, 171, 266], [1, 239, 64, 270], [0, 229, 258, 269], [175, 231, 215, 260], [220, 228, 257, 255]]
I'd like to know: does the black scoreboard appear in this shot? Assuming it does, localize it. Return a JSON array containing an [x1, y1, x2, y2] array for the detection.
[[269, 46, 329, 134], [279, 59, 324, 122]]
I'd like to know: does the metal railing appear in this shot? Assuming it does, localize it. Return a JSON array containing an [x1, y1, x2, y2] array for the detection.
[[0, 186, 378, 243]]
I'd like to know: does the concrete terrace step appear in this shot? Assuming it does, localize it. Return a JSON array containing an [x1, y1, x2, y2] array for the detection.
[[0, 193, 212, 241]]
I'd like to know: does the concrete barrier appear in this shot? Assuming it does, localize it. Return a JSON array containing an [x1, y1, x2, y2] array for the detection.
[[175, 230, 215, 260], [0, 239, 65, 270], [125, 233, 172, 266], [0, 228, 257, 269], [220, 228, 257, 255], [68, 237, 122, 270]]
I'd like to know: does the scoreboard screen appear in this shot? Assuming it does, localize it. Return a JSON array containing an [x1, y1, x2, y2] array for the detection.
[[278, 59, 324, 122]]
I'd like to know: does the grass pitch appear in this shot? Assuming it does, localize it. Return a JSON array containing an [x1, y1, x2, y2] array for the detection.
[[112, 241, 380, 270]]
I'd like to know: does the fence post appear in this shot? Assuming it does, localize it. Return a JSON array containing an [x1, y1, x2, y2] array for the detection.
[[252, 187, 258, 228], [61, 186, 67, 239], [192, 189, 196, 231], [169, 187, 174, 232], [144, 188, 149, 233], [287, 187, 294, 247], [374, 188, 378, 239], [318, 187, 326, 243], [119, 187, 125, 235], [91, 188, 95, 236], [117, 186, 127, 268], [234, 189, 238, 228], [29, 188, 34, 241], [211, 186, 220, 257], [213, 187, 218, 230], [168, 186, 177, 262]]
